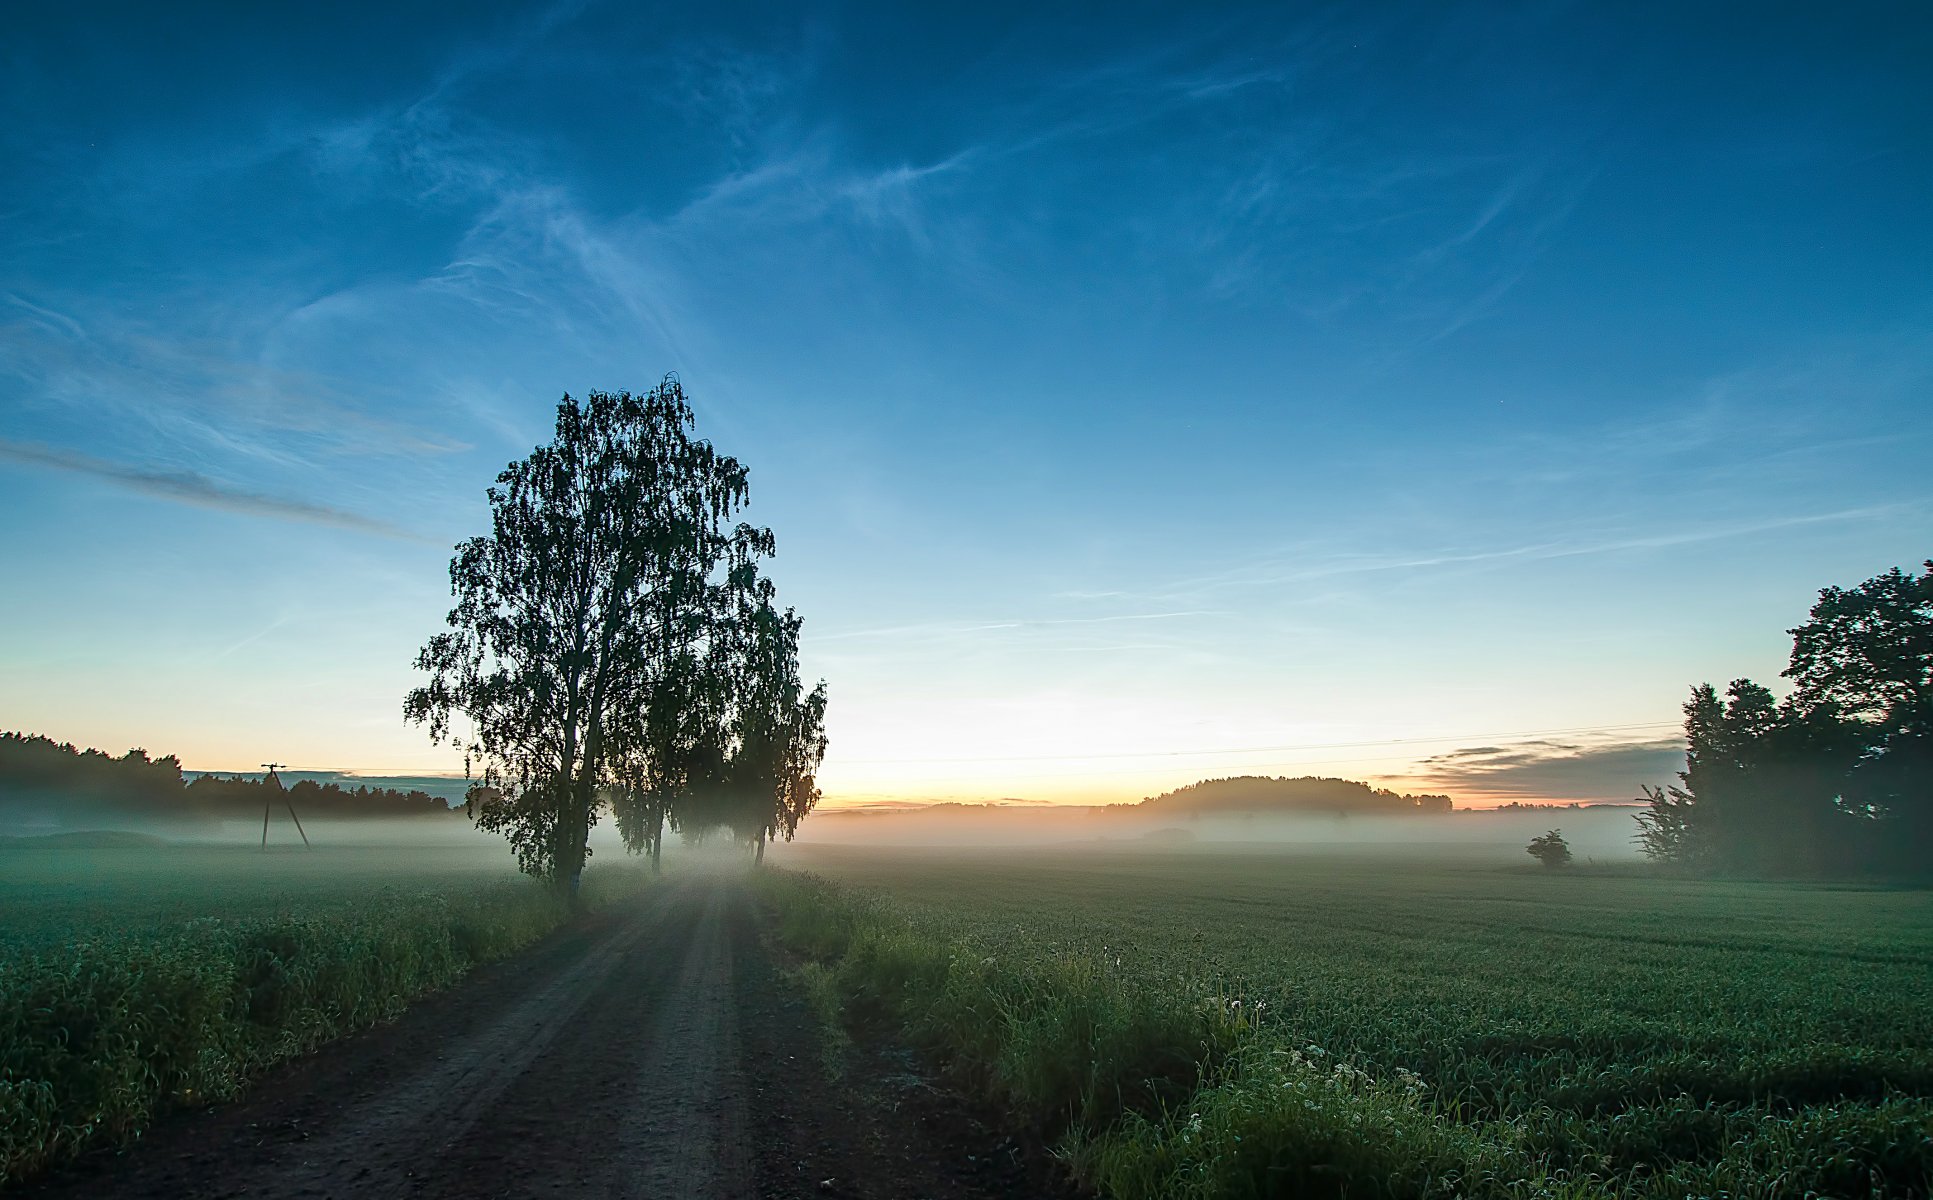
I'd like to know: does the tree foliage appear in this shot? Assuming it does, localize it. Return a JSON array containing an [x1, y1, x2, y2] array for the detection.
[[710, 572, 829, 859], [1634, 560, 1932, 876], [406, 379, 826, 888], [1525, 828, 1571, 868], [0, 732, 454, 827], [1132, 776, 1454, 816], [1784, 561, 1933, 722]]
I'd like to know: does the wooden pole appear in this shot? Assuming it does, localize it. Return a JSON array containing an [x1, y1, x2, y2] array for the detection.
[[284, 797, 311, 849]]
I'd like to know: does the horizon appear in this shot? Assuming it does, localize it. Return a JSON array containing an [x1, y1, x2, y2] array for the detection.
[[0, 740, 1672, 811], [4, 3, 1929, 809], [14, 749, 1651, 812]]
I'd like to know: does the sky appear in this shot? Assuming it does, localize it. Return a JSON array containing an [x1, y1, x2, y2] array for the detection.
[[2, 2, 1929, 808]]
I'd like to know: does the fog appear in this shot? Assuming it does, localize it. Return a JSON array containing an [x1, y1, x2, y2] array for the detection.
[[781, 803, 1647, 862], [3, 800, 1647, 869], [0, 810, 765, 877], [1, 814, 500, 851]]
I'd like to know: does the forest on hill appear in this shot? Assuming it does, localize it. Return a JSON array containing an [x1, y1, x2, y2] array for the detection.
[[1126, 776, 1455, 816], [0, 732, 458, 830]]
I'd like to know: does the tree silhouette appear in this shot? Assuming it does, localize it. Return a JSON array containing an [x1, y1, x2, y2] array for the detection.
[[714, 569, 828, 863], [408, 379, 826, 888], [1785, 561, 1933, 722], [1635, 560, 1931, 877], [0, 733, 456, 827], [408, 381, 767, 891], [1787, 560, 1933, 858], [1526, 829, 1572, 868], [1131, 777, 1453, 815], [1634, 780, 1698, 863]]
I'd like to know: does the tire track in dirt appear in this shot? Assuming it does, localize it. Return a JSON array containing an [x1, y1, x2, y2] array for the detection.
[[609, 882, 749, 1198], [415, 876, 750, 1199], [186, 879, 694, 1199], [24, 872, 1072, 1200]]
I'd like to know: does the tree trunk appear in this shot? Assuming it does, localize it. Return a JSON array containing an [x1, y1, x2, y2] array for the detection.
[[648, 802, 665, 874], [554, 774, 591, 909], [754, 828, 766, 866]]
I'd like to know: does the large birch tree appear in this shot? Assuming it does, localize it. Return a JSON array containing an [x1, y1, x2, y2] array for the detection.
[[406, 379, 819, 891]]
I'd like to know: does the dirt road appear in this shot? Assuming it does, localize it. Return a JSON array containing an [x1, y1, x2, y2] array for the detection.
[[27, 874, 1067, 1200]]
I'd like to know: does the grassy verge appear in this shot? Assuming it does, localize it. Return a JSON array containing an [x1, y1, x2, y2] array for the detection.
[[755, 866, 1930, 1200], [0, 865, 648, 1186], [794, 960, 853, 1078]]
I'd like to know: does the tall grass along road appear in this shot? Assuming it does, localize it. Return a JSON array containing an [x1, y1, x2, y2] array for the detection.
[[19, 872, 1059, 1200], [763, 846, 1933, 1200]]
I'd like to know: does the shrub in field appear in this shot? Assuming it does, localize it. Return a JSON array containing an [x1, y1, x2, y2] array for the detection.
[[1526, 830, 1572, 869], [0, 869, 647, 1186]]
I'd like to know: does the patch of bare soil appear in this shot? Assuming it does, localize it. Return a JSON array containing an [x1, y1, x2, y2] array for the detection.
[[21, 874, 1078, 1200]]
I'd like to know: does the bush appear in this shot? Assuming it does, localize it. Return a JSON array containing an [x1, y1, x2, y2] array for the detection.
[[1526, 830, 1572, 869]]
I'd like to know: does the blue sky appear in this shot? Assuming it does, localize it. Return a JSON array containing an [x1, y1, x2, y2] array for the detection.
[[2, 2, 1928, 805]]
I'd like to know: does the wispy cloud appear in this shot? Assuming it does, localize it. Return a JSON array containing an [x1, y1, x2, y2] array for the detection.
[[0, 295, 465, 464], [0, 438, 424, 540], [1087, 504, 1911, 609], [1417, 737, 1684, 801]]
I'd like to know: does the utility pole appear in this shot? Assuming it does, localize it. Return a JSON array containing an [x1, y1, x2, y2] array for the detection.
[[259, 763, 311, 850]]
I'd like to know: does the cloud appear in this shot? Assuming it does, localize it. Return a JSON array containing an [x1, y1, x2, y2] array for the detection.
[[0, 438, 424, 540], [1416, 737, 1685, 801], [1069, 503, 1912, 610], [0, 297, 465, 464]]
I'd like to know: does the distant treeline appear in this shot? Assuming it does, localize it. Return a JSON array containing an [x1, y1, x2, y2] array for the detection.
[[1635, 561, 1931, 879], [0, 733, 458, 828], [1125, 776, 1455, 816]]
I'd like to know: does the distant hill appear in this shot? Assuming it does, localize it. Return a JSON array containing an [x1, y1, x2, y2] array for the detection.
[[0, 732, 463, 831], [811, 776, 1459, 825], [1128, 776, 1454, 816]]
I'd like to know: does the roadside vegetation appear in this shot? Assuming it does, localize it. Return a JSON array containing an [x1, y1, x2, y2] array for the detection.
[[761, 849, 1933, 1199], [0, 844, 650, 1186]]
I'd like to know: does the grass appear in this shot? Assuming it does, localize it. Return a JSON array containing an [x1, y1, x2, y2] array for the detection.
[[757, 844, 1933, 1199], [0, 841, 650, 1186]]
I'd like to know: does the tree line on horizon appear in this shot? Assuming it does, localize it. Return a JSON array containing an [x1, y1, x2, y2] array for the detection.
[[1122, 776, 1455, 816], [406, 379, 827, 892], [1635, 560, 1931, 878], [0, 732, 456, 828]]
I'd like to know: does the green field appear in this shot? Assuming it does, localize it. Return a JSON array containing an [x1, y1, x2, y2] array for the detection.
[[0, 840, 647, 1185], [0, 842, 524, 952], [763, 844, 1933, 1199]]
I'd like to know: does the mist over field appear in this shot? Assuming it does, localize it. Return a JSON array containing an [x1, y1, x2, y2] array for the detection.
[[790, 802, 1646, 860]]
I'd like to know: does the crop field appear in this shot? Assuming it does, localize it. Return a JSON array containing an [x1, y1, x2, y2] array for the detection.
[[0, 843, 525, 951], [763, 845, 1933, 1199], [0, 842, 648, 1184]]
